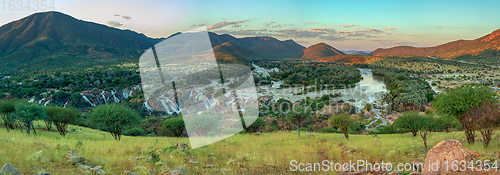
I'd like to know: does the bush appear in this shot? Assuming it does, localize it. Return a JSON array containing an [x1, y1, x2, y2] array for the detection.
[[162, 117, 185, 137], [123, 127, 146, 136], [370, 124, 399, 134]]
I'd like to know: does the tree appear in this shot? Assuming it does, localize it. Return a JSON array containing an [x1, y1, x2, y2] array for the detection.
[[464, 102, 500, 148], [433, 86, 496, 144], [393, 111, 422, 137], [162, 117, 186, 137], [418, 114, 438, 149], [285, 106, 312, 136], [0, 99, 17, 131], [12, 103, 47, 135], [329, 113, 354, 139], [90, 104, 140, 140], [45, 106, 81, 136]]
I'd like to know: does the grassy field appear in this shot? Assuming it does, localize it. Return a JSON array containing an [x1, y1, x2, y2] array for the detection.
[[0, 123, 499, 174]]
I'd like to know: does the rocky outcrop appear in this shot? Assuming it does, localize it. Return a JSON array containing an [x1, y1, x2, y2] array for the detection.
[[423, 140, 475, 175]]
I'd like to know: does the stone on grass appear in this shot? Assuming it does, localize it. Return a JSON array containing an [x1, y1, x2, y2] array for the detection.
[[169, 170, 183, 175], [0, 163, 20, 175], [422, 140, 474, 175], [130, 155, 138, 163]]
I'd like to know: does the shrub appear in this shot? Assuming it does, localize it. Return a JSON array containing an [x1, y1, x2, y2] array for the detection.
[[123, 127, 146, 136], [45, 106, 81, 136], [162, 117, 185, 137], [319, 127, 340, 133]]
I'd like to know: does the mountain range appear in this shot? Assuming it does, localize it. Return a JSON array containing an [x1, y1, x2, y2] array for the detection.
[[372, 29, 500, 59], [0, 11, 163, 75], [1, 11, 499, 76]]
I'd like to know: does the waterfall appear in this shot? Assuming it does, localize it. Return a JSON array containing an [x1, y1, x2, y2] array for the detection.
[[63, 100, 69, 108], [111, 90, 120, 103], [28, 97, 35, 103], [43, 100, 50, 106], [38, 98, 45, 104], [81, 93, 96, 107], [101, 91, 107, 104]]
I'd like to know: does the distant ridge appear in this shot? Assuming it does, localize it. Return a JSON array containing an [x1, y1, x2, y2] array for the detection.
[[312, 54, 383, 64], [371, 29, 500, 59], [0, 11, 162, 75], [295, 43, 344, 59], [208, 32, 305, 60]]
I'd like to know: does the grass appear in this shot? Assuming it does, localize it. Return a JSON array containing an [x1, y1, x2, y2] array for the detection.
[[0, 122, 499, 174]]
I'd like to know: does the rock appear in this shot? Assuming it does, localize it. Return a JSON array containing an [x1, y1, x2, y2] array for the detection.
[[124, 170, 140, 175], [409, 171, 421, 175], [422, 140, 474, 175], [169, 170, 183, 175], [145, 156, 152, 162], [188, 160, 200, 165], [36, 173, 50, 175], [78, 164, 91, 171], [174, 143, 189, 149], [132, 166, 149, 174], [306, 133, 314, 137], [91, 166, 106, 175], [155, 162, 165, 166], [203, 165, 214, 169], [254, 132, 261, 135], [130, 155, 138, 162], [0, 163, 20, 175], [66, 151, 85, 165]]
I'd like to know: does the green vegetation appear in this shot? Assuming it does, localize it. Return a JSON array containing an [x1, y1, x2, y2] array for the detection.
[[45, 106, 81, 136], [285, 106, 312, 136], [89, 104, 141, 140], [393, 111, 421, 137], [433, 86, 497, 144], [161, 117, 186, 137], [272, 64, 362, 89], [455, 50, 500, 66], [329, 113, 354, 139], [12, 103, 48, 135]]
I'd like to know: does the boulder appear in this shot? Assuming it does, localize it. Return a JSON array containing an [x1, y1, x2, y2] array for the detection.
[[124, 170, 140, 175], [0, 163, 20, 175], [422, 140, 473, 175], [169, 170, 183, 175], [66, 151, 85, 165], [130, 155, 138, 163]]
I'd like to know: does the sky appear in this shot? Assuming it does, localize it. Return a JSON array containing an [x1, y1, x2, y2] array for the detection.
[[1, 0, 500, 51]]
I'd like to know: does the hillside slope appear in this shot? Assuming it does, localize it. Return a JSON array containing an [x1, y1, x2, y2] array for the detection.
[[295, 43, 344, 59], [0, 11, 162, 75], [371, 29, 500, 59]]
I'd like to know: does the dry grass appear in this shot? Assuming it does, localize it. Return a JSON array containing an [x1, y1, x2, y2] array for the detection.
[[0, 122, 499, 174]]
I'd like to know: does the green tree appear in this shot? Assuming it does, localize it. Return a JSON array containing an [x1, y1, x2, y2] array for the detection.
[[90, 104, 140, 140], [184, 111, 220, 137], [285, 106, 312, 137], [162, 117, 186, 137], [418, 114, 438, 149], [45, 106, 81, 136], [433, 86, 496, 144], [393, 111, 422, 137], [0, 99, 17, 131], [329, 113, 354, 139], [12, 103, 47, 135]]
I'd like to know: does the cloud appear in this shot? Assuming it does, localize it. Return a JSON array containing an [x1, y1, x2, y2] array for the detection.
[[272, 25, 282, 28], [208, 20, 250, 30], [190, 24, 206, 28], [408, 34, 424, 38], [339, 24, 360, 28], [383, 27, 394, 30], [122, 16, 131, 20], [107, 21, 123, 27], [213, 29, 269, 36], [308, 21, 316, 24], [269, 21, 275, 24]]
